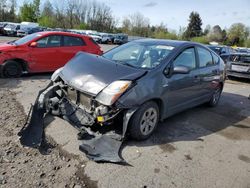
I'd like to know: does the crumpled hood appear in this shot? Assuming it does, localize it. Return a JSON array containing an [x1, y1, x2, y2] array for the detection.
[[60, 52, 147, 95]]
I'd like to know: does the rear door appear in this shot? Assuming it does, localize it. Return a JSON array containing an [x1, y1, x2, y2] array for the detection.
[[196, 46, 220, 97], [29, 35, 63, 72], [164, 47, 202, 115], [59, 35, 88, 67]]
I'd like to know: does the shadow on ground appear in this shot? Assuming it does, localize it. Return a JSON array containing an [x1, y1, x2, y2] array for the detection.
[[127, 91, 250, 150]]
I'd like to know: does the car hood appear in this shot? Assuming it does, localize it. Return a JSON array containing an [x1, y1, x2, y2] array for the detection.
[[59, 52, 147, 96], [0, 43, 15, 51]]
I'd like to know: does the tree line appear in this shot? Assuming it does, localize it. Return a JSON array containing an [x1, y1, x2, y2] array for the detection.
[[0, 0, 250, 47]]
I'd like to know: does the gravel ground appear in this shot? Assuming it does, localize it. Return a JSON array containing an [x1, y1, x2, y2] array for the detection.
[[0, 36, 250, 188]]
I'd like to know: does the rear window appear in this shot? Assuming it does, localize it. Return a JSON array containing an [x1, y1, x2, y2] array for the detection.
[[63, 36, 85, 46]]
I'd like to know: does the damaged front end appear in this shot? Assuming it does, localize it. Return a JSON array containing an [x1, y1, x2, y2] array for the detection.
[[19, 52, 145, 163]]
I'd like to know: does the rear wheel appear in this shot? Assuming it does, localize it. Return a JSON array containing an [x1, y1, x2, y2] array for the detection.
[[129, 101, 159, 140], [208, 85, 222, 107], [3, 60, 22, 78]]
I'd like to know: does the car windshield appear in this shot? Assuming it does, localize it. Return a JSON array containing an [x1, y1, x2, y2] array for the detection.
[[103, 42, 175, 69], [14, 33, 42, 45]]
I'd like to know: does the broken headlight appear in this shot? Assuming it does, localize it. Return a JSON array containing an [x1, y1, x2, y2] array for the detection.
[[96, 80, 131, 106]]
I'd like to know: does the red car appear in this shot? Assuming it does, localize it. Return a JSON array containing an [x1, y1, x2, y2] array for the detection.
[[0, 31, 103, 77]]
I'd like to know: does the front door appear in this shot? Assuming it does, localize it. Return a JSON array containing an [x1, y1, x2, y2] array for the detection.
[[29, 35, 63, 72], [162, 47, 202, 116]]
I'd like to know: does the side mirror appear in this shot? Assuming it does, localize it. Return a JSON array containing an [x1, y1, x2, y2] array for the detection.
[[30, 42, 37, 47], [173, 66, 190, 74]]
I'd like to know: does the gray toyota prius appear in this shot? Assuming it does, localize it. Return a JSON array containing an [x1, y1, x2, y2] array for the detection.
[[23, 39, 225, 143], [45, 39, 225, 139]]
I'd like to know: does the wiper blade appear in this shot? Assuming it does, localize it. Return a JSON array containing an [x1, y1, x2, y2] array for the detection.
[[121, 62, 137, 68]]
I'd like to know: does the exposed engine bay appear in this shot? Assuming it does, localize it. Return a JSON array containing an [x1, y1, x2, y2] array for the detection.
[[19, 80, 137, 163]]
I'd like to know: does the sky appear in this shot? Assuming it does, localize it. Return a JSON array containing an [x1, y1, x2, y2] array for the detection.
[[17, 0, 250, 31]]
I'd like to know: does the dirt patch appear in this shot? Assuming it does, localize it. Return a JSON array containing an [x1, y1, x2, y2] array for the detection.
[[184, 154, 192, 160], [238, 155, 250, 163], [0, 89, 96, 187], [159, 143, 177, 153], [154, 168, 160, 173]]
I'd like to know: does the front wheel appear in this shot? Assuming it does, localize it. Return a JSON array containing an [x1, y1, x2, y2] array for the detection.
[[129, 101, 159, 140], [3, 60, 22, 78]]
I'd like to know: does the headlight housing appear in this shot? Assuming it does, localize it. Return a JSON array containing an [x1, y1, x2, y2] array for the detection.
[[51, 67, 63, 81], [96, 80, 132, 106]]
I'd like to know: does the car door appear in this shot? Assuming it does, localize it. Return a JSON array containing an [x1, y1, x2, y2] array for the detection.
[[163, 47, 202, 116], [59, 35, 88, 68], [29, 35, 63, 72], [196, 46, 220, 98]]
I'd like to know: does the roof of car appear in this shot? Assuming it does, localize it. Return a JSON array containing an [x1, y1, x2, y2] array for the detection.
[[133, 38, 197, 47], [37, 31, 90, 38]]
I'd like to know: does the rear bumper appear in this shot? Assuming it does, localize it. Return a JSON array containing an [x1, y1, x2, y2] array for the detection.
[[227, 71, 250, 79]]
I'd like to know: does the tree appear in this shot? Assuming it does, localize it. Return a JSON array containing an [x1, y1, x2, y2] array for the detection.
[[203, 24, 211, 35], [19, 0, 40, 22], [39, 0, 55, 27], [208, 25, 223, 42], [184, 11, 203, 39], [121, 12, 150, 36], [227, 23, 249, 46]]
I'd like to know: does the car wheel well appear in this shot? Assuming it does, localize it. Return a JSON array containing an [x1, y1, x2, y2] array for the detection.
[[4, 59, 28, 72], [144, 98, 163, 120]]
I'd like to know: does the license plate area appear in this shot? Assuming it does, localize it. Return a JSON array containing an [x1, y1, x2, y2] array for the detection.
[[231, 65, 249, 72]]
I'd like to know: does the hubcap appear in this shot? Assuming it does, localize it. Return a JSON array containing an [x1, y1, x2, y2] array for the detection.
[[140, 107, 158, 136]]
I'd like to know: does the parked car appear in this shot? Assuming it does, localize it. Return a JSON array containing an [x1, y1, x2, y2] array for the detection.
[[207, 45, 236, 63], [39, 39, 225, 141], [0, 22, 8, 35], [88, 33, 102, 43], [101, 34, 114, 44], [236, 48, 250, 54], [3, 23, 21, 36], [114, 34, 128, 44], [226, 53, 250, 79], [0, 31, 103, 77], [17, 26, 43, 37]]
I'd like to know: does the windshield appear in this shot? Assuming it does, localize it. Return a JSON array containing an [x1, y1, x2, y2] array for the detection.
[[103, 42, 175, 69], [14, 33, 42, 45], [5, 24, 16, 29]]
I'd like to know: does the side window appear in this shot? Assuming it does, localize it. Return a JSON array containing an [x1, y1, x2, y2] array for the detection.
[[212, 52, 219, 64], [64, 36, 85, 46], [173, 48, 196, 70], [37, 36, 48, 48], [197, 47, 214, 67], [36, 35, 62, 48]]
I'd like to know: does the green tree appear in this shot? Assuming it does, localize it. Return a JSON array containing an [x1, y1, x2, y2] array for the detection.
[[39, 0, 55, 28], [19, 0, 40, 22], [184, 12, 203, 39], [227, 23, 249, 46]]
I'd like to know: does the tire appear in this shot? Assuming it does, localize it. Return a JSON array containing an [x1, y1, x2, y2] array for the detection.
[[129, 101, 159, 140], [3, 60, 22, 78], [208, 84, 222, 107]]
